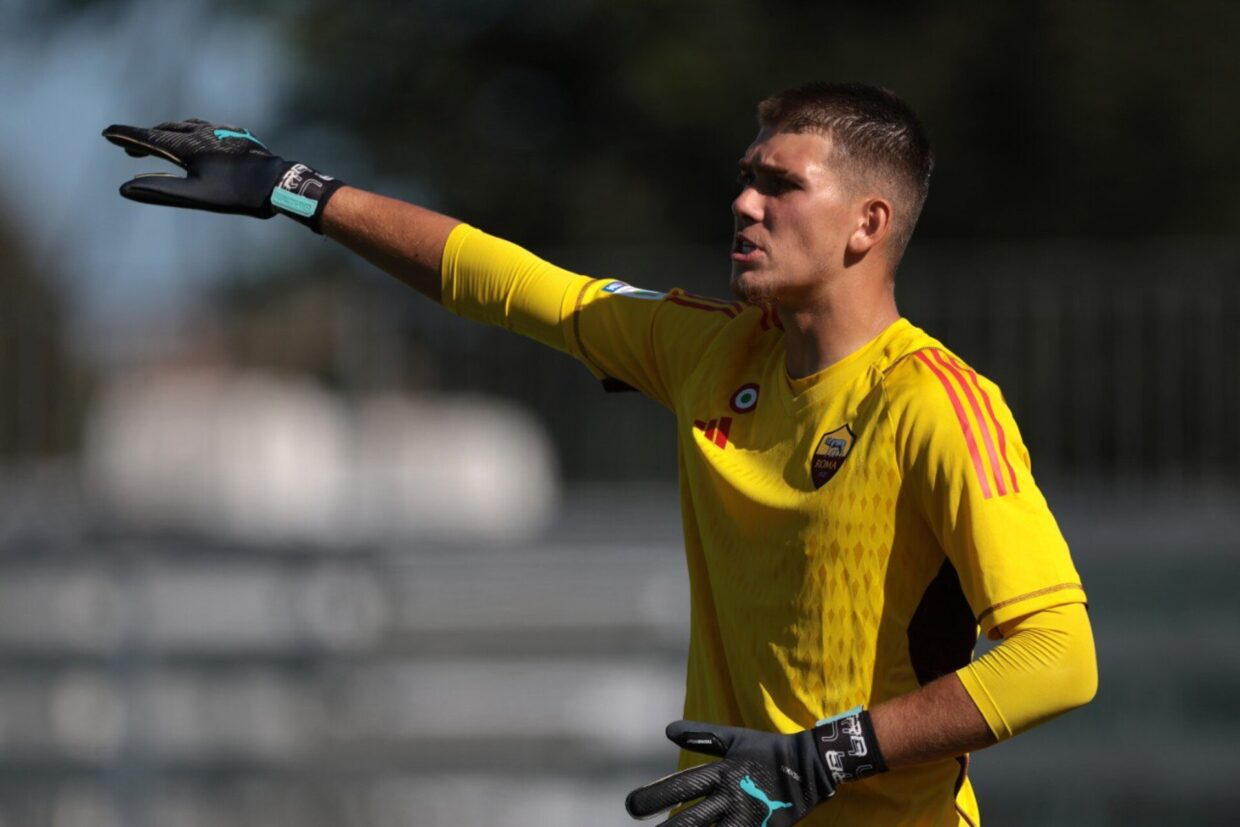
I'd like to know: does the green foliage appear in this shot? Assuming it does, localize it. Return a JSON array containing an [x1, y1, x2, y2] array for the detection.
[[267, 0, 1240, 243]]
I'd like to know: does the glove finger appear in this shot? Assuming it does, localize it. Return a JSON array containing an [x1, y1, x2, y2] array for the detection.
[[626, 764, 723, 819], [118, 173, 201, 209], [661, 795, 730, 827], [153, 119, 205, 133], [102, 125, 185, 167], [666, 721, 743, 758]]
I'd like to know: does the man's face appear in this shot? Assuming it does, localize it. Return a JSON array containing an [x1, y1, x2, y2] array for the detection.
[[730, 129, 859, 305]]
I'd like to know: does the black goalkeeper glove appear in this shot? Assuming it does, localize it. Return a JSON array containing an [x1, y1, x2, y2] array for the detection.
[[102, 118, 344, 233], [626, 711, 887, 826]]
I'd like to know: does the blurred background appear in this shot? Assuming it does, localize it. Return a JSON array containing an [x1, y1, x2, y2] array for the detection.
[[2, 0, 1238, 824]]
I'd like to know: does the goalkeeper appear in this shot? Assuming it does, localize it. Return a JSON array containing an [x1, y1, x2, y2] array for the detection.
[[104, 86, 1096, 827]]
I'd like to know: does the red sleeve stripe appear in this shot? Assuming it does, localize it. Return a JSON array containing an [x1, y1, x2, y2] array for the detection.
[[950, 356, 1020, 494], [679, 291, 745, 313], [914, 350, 993, 499], [666, 295, 739, 318], [756, 303, 784, 331], [932, 350, 1008, 497]]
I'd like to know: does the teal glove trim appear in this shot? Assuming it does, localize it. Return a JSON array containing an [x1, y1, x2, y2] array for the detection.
[[271, 187, 317, 218]]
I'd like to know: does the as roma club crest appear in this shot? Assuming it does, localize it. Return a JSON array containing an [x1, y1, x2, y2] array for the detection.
[[811, 425, 855, 489]]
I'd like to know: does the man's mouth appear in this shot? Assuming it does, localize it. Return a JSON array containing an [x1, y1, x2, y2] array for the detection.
[[732, 234, 763, 262], [733, 234, 760, 252]]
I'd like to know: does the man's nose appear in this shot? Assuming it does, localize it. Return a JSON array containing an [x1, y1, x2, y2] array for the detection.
[[732, 186, 762, 224]]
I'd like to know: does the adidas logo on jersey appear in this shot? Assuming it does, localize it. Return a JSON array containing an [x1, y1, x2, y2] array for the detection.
[[693, 417, 732, 449]]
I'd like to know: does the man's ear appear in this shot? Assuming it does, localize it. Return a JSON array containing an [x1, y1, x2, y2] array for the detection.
[[847, 196, 893, 256]]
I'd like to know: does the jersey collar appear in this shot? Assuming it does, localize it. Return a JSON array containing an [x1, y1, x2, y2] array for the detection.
[[778, 318, 917, 413]]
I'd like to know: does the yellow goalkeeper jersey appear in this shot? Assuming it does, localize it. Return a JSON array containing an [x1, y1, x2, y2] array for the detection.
[[441, 225, 1087, 827]]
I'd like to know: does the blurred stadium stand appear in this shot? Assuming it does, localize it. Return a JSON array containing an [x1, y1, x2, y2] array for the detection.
[[1, 241, 1238, 825]]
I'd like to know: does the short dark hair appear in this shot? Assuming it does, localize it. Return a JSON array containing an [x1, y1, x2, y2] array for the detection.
[[757, 82, 934, 263]]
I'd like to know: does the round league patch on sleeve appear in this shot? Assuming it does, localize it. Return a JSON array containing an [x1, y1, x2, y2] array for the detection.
[[601, 281, 666, 300]]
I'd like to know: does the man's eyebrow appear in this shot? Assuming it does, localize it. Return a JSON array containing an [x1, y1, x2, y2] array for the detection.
[[737, 159, 803, 182]]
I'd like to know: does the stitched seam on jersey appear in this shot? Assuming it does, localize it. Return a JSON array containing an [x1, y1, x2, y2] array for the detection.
[[882, 347, 937, 486], [660, 290, 749, 416], [913, 350, 993, 498], [647, 296, 671, 407], [953, 357, 1021, 495], [956, 800, 979, 827], [678, 290, 744, 313], [976, 582, 1084, 624], [954, 755, 978, 827], [570, 278, 606, 376], [671, 292, 738, 309], [880, 346, 935, 378], [879, 375, 906, 490], [666, 294, 739, 318], [881, 346, 939, 482], [932, 350, 1007, 498]]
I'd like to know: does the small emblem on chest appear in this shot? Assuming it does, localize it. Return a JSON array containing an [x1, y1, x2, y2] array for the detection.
[[811, 424, 856, 489], [730, 383, 760, 413], [694, 417, 732, 449]]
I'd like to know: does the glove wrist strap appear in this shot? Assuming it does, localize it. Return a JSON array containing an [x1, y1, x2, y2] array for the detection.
[[812, 708, 888, 785], [269, 162, 346, 234]]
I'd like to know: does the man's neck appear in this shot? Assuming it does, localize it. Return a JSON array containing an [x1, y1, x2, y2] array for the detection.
[[776, 278, 901, 380]]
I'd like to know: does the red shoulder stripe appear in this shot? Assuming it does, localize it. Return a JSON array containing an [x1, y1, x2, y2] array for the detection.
[[753, 303, 784, 331], [932, 350, 1007, 497], [914, 350, 993, 499], [950, 356, 1020, 494]]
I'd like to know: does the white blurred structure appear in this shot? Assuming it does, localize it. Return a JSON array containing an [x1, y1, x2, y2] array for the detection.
[[85, 370, 559, 544]]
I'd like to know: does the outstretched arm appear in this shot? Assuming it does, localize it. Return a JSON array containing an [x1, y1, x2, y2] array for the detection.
[[102, 118, 692, 403], [102, 118, 460, 303], [320, 186, 459, 303]]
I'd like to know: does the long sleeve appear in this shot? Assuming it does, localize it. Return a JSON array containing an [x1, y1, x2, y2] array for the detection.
[[440, 223, 740, 408], [957, 602, 1098, 740]]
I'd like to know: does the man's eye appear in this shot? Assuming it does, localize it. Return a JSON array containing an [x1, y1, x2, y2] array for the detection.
[[736, 171, 754, 187]]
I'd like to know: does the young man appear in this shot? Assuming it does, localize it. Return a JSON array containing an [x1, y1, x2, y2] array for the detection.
[[104, 82, 1096, 826]]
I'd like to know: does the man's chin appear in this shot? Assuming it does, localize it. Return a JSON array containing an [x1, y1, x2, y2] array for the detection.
[[730, 270, 770, 303]]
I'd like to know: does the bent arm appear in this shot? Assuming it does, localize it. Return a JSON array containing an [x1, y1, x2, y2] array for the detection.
[[320, 185, 461, 302], [869, 602, 1097, 767]]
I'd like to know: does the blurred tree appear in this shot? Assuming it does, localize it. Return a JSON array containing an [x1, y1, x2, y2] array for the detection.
[[27, 0, 1240, 479], [33, 0, 1240, 245], [0, 212, 91, 461], [269, 0, 1240, 246]]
